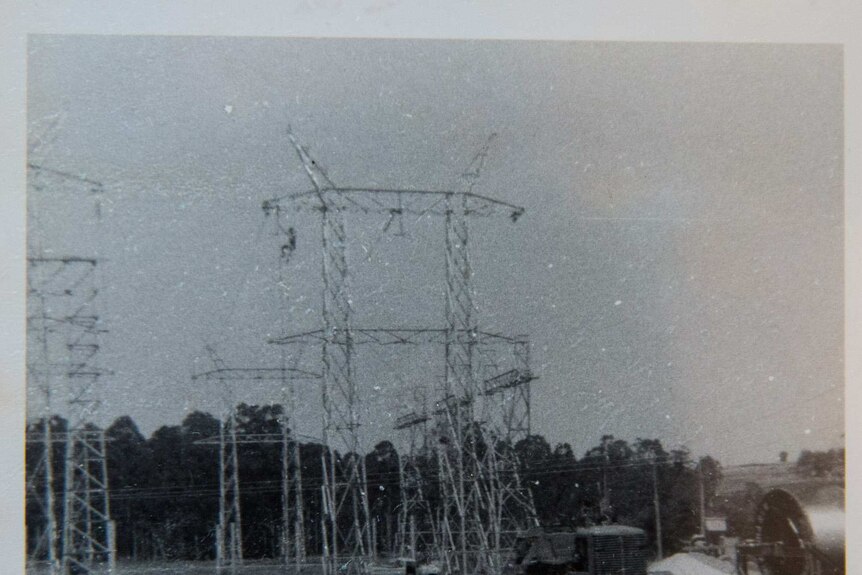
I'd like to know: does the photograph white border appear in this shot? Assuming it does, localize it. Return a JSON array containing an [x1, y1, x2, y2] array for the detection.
[[1, 1, 858, 572]]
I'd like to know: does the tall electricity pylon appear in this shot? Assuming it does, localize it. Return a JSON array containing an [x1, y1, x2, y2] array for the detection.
[[264, 129, 526, 573]]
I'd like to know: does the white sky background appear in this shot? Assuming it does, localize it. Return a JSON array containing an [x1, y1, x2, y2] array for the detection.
[[25, 36, 844, 467]]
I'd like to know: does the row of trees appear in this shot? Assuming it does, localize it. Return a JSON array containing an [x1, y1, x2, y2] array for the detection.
[[795, 448, 844, 479], [516, 434, 721, 546], [27, 406, 722, 562]]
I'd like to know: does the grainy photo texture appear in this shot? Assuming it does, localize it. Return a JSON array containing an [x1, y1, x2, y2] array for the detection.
[[25, 36, 844, 575]]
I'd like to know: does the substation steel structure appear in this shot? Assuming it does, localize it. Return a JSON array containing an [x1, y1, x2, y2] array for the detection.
[[192, 363, 320, 574], [479, 346, 539, 565], [27, 162, 115, 575], [264, 130, 537, 574], [385, 332, 537, 573], [393, 400, 436, 561]]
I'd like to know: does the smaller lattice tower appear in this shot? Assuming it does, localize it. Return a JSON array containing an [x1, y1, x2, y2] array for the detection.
[[192, 351, 319, 575]]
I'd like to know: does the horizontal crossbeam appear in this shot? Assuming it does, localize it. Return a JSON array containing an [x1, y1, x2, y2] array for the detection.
[[191, 367, 321, 382], [394, 412, 430, 430], [270, 327, 527, 347], [482, 369, 536, 395], [28, 163, 104, 190], [264, 188, 524, 220], [194, 432, 323, 445], [433, 394, 473, 414], [26, 431, 113, 443], [27, 256, 98, 265]]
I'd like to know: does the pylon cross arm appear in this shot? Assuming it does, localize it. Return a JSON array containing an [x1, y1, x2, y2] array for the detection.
[[267, 189, 524, 219], [270, 327, 525, 346]]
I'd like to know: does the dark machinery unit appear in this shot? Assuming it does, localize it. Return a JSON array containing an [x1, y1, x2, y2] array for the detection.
[[737, 484, 844, 575], [505, 525, 648, 575]]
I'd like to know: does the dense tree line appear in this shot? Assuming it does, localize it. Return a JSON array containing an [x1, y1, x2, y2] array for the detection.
[[510, 434, 721, 555], [795, 448, 844, 479], [27, 407, 725, 562]]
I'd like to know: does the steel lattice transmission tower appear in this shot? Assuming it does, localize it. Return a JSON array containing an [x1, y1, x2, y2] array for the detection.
[[264, 129, 530, 574], [193, 360, 319, 575], [264, 131, 375, 572]]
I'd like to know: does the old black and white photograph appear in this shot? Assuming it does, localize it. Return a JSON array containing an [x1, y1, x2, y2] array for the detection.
[[17, 30, 847, 575]]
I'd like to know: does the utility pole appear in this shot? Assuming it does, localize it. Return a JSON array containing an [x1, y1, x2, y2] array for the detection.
[[699, 464, 706, 538], [598, 438, 611, 522], [651, 454, 663, 560]]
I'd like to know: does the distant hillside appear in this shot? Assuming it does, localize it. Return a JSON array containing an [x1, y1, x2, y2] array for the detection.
[[716, 462, 804, 497], [711, 454, 843, 539], [717, 451, 844, 498]]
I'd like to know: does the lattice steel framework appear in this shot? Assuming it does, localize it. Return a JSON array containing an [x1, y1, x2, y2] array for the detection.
[[482, 341, 533, 442], [26, 267, 62, 575], [265, 130, 532, 574], [27, 257, 115, 575], [25, 425, 59, 572], [27, 150, 112, 575], [393, 410, 436, 561], [61, 429, 114, 575], [195, 429, 318, 573], [481, 340, 539, 568], [282, 421, 307, 569], [192, 366, 319, 575]]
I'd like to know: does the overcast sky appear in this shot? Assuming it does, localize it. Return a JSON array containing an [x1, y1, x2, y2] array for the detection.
[[27, 36, 843, 465]]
